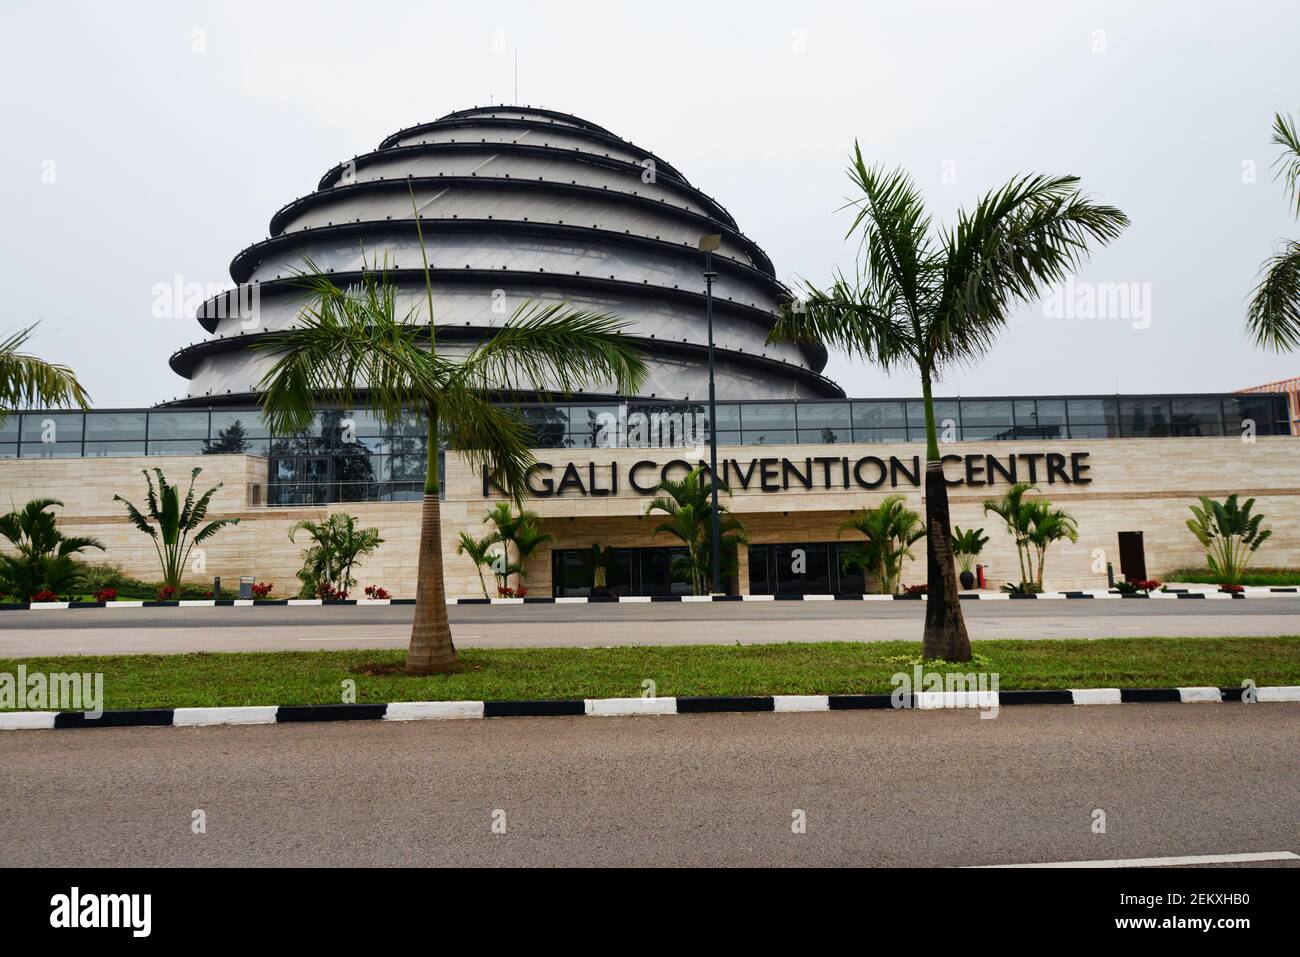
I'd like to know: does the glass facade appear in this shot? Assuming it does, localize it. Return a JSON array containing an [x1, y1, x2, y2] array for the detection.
[[1, 392, 1290, 504]]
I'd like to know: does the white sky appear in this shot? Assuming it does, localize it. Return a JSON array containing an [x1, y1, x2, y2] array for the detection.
[[2, 0, 1298, 406]]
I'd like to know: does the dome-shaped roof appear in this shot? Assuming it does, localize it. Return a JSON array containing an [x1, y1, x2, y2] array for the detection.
[[168, 106, 842, 404]]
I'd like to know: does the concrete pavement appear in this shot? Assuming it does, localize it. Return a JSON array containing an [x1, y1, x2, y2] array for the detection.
[[0, 599, 1297, 656], [0, 703, 1294, 866]]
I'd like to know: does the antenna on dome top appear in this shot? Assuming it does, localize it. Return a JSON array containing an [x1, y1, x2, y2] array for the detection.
[[514, 49, 518, 105]]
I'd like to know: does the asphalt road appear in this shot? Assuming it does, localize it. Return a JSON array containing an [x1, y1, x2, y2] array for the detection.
[[0, 599, 1297, 655], [0, 704, 1294, 867]]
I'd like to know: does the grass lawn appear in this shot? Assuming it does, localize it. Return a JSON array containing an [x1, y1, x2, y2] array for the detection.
[[1, 637, 1297, 711], [1161, 567, 1300, 587]]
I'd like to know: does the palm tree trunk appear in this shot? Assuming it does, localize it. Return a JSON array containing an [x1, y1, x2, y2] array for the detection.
[[407, 405, 457, 675], [919, 372, 972, 661]]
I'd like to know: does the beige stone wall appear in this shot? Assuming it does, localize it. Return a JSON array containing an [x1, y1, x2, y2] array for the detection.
[[1, 436, 1298, 596], [443, 436, 1300, 594]]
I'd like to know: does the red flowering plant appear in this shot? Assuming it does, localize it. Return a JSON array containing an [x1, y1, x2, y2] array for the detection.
[[363, 585, 390, 600], [903, 583, 928, 596], [316, 583, 348, 600], [1219, 583, 1246, 594], [31, 589, 60, 603], [93, 587, 118, 603], [156, 585, 177, 601], [251, 582, 274, 599]]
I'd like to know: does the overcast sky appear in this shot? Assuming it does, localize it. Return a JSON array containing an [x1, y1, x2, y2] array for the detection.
[[3, 0, 1298, 407]]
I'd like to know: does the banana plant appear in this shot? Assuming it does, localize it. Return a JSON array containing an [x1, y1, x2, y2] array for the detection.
[[950, 526, 990, 575], [114, 467, 240, 593], [1187, 495, 1272, 585]]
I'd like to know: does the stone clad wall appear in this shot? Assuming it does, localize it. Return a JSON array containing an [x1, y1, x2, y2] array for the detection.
[[444, 436, 1300, 594], [1, 436, 1297, 596]]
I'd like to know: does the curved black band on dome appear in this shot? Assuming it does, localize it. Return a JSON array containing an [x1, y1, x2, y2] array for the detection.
[[432, 105, 616, 136], [376, 115, 688, 183], [231, 218, 786, 299], [265, 176, 772, 274], [167, 326, 844, 399], [192, 267, 828, 373], [314, 140, 738, 230]]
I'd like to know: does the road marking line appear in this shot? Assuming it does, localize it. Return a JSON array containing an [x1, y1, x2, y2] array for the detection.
[[971, 851, 1299, 868]]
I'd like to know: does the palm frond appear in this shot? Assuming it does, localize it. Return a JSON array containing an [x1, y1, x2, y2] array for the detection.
[[436, 383, 535, 504], [1245, 240, 1300, 351], [457, 300, 649, 397], [936, 174, 1129, 372], [0, 324, 91, 417], [254, 259, 438, 434], [1271, 111, 1300, 219]]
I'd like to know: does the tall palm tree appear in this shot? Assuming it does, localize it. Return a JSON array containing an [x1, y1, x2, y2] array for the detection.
[[0, 323, 91, 421], [769, 146, 1128, 660], [1246, 111, 1300, 351], [256, 198, 646, 674]]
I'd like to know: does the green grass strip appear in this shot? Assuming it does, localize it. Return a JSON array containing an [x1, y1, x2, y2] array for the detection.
[[1, 636, 1296, 711]]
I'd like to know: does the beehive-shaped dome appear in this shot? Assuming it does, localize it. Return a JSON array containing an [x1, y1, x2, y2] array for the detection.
[[169, 106, 842, 404]]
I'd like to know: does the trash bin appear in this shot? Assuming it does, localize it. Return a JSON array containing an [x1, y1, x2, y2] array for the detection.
[[239, 575, 256, 600]]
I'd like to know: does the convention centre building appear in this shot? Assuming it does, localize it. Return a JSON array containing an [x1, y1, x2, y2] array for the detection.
[[2, 107, 1297, 597]]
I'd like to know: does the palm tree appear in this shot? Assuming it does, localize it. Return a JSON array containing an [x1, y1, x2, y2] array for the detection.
[[482, 502, 553, 595], [0, 499, 104, 600], [983, 482, 1039, 587], [645, 465, 747, 595], [769, 147, 1128, 660], [114, 467, 240, 595], [578, 543, 617, 595], [1025, 503, 1078, 590], [256, 194, 646, 674], [455, 531, 495, 599], [1246, 112, 1300, 351], [511, 520, 555, 595], [0, 323, 91, 422], [289, 513, 384, 598], [838, 494, 925, 594]]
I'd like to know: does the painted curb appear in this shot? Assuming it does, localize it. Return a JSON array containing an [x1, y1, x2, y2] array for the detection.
[[2, 685, 1296, 731], [2, 587, 1296, 611]]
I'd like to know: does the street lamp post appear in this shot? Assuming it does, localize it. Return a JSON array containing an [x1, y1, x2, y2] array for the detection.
[[699, 234, 723, 594]]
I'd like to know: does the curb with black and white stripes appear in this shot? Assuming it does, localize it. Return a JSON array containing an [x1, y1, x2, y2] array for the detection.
[[2, 587, 1297, 611], [3, 684, 1297, 731]]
